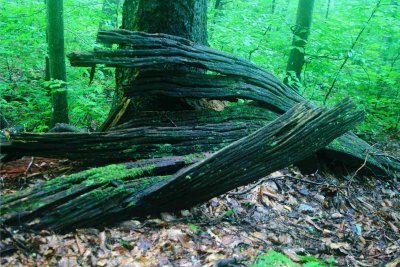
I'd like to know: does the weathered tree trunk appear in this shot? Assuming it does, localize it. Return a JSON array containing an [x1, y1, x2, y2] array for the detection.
[[0, 100, 363, 232], [70, 30, 305, 113], [46, 0, 69, 126], [67, 30, 400, 177], [0, 108, 270, 163], [114, 0, 208, 112], [284, 0, 315, 87]]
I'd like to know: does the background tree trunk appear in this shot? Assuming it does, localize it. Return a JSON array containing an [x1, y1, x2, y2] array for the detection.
[[46, 0, 69, 126], [284, 0, 315, 88], [98, 0, 120, 48], [325, 0, 331, 19]]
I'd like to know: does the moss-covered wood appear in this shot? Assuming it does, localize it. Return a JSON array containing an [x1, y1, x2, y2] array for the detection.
[[67, 30, 400, 177], [1, 104, 399, 177], [0, 156, 202, 231], [69, 30, 303, 113], [0, 100, 363, 232], [0, 107, 274, 163], [130, 99, 364, 214]]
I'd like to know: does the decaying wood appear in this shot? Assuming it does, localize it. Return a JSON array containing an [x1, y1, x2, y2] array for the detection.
[[69, 30, 305, 113], [1, 100, 363, 232], [67, 30, 400, 177], [1, 106, 398, 177], [0, 107, 274, 163]]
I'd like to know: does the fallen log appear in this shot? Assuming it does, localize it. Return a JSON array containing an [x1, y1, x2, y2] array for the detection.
[[67, 30, 400, 177], [1, 105, 398, 177], [69, 30, 305, 113], [0, 106, 274, 163], [1, 100, 363, 232]]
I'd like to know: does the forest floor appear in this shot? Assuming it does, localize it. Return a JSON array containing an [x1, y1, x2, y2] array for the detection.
[[0, 143, 399, 267]]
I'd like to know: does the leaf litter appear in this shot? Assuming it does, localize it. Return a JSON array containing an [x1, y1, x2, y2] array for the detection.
[[0, 157, 399, 266]]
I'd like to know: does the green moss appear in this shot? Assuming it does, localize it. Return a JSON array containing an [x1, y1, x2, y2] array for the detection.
[[183, 153, 207, 164], [157, 144, 173, 153], [122, 145, 139, 154], [328, 138, 344, 151], [1, 164, 155, 216]]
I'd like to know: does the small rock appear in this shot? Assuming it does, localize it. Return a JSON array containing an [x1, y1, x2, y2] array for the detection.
[[160, 212, 176, 222], [331, 212, 344, 219], [298, 204, 315, 214], [181, 210, 191, 217], [299, 188, 309, 196]]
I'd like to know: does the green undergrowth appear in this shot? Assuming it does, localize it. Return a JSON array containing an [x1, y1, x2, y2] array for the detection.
[[252, 250, 336, 267]]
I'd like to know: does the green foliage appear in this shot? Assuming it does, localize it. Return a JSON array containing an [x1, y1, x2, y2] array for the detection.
[[208, 0, 400, 140], [188, 223, 201, 231], [251, 250, 336, 267], [0, 0, 113, 131], [1, 0, 398, 140]]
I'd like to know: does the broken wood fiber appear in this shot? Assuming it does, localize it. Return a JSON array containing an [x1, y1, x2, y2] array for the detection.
[[67, 29, 400, 177], [1, 99, 363, 232]]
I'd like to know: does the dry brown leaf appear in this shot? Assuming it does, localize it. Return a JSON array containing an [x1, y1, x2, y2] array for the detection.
[[331, 212, 344, 219], [386, 258, 400, 267], [278, 233, 292, 245], [98, 231, 109, 252], [267, 233, 280, 244], [305, 217, 323, 231], [282, 248, 301, 262], [58, 256, 78, 267], [387, 221, 399, 233]]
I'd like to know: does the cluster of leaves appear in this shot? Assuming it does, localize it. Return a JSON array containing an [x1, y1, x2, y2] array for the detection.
[[0, 0, 114, 131], [252, 250, 336, 267], [208, 0, 400, 140]]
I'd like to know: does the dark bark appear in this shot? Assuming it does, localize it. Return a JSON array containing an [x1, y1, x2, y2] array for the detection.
[[69, 30, 305, 113], [271, 0, 276, 14], [325, 0, 331, 19], [0, 100, 364, 232], [46, 0, 69, 126], [67, 30, 400, 177], [284, 0, 315, 87], [1, 107, 274, 163], [114, 0, 208, 112]]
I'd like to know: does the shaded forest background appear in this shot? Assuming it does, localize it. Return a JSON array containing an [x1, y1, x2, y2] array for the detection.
[[0, 0, 399, 140]]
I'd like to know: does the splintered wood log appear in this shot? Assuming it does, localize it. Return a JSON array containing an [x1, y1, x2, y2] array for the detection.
[[1, 106, 398, 177], [0, 156, 204, 230], [69, 30, 305, 113], [1, 100, 363, 232], [67, 30, 400, 177], [1, 106, 275, 163]]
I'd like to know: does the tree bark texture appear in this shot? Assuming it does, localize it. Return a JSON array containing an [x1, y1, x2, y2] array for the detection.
[[70, 30, 305, 113], [0, 100, 364, 232], [0, 107, 274, 163], [284, 0, 315, 86], [114, 0, 208, 112], [46, 0, 69, 126], [67, 30, 400, 177]]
